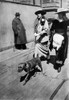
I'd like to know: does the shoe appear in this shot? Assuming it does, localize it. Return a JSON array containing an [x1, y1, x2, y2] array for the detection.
[[47, 55, 50, 64], [47, 58, 50, 64], [57, 67, 61, 73], [56, 60, 64, 66], [62, 61, 64, 66]]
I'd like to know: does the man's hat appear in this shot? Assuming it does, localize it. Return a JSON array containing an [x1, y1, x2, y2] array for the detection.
[[56, 8, 69, 14], [15, 12, 20, 16]]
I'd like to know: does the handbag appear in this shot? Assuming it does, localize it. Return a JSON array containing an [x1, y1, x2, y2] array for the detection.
[[53, 33, 64, 50]]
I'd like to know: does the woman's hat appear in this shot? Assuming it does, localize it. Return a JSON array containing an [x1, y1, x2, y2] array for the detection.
[[35, 10, 42, 15], [41, 10, 46, 15], [15, 12, 20, 16], [35, 9, 46, 15], [56, 8, 69, 14]]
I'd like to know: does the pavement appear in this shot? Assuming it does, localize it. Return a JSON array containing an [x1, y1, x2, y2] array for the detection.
[[0, 40, 69, 80], [0, 41, 35, 63], [0, 41, 69, 100]]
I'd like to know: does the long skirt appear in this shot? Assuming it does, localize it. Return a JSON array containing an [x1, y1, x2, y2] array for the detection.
[[35, 43, 49, 58], [56, 35, 68, 63]]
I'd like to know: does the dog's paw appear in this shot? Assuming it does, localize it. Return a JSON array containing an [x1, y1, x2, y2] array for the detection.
[[33, 73, 37, 77], [23, 82, 26, 85], [23, 80, 28, 85]]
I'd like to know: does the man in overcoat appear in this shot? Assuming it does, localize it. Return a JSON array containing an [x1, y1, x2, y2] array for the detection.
[[12, 12, 27, 50]]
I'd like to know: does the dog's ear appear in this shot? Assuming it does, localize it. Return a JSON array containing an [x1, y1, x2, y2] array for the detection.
[[23, 63, 26, 69]]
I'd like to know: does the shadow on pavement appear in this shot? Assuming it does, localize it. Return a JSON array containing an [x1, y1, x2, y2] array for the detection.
[[50, 55, 64, 71], [40, 55, 56, 65], [49, 55, 56, 65], [40, 55, 63, 71], [20, 68, 41, 85]]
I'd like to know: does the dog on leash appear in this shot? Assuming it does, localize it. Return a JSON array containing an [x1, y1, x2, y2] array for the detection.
[[18, 54, 43, 85]]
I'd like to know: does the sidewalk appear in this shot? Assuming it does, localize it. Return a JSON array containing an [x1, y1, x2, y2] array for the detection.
[[0, 41, 35, 63], [0, 36, 69, 63], [0, 42, 69, 100]]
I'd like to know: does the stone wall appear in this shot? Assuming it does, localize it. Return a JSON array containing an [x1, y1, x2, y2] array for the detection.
[[0, 1, 41, 50]]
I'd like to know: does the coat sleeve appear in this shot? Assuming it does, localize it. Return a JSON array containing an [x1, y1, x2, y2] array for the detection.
[[12, 19, 18, 34], [64, 19, 69, 26], [34, 19, 38, 33], [50, 19, 59, 31]]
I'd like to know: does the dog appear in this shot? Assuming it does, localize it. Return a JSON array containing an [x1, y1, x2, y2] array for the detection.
[[18, 55, 43, 85]]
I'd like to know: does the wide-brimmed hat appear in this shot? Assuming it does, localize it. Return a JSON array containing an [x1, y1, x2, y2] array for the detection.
[[56, 8, 69, 14], [15, 12, 20, 17], [41, 9, 46, 15], [35, 10, 42, 15], [35, 9, 46, 15]]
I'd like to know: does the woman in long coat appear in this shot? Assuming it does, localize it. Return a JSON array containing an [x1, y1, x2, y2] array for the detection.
[[12, 12, 27, 49], [50, 8, 69, 72]]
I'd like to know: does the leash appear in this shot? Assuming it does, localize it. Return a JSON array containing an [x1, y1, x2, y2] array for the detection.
[[18, 42, 34, 66], [26, 42, 34, 60]]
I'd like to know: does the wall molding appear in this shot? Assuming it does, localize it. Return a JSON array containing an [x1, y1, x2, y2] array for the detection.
[[0, 45, 14, 52], [0, 0, 41, 7]]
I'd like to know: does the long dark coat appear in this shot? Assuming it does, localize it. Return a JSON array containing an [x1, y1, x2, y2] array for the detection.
[[12, 17, 27, 45], [50, 19, 69, 63]]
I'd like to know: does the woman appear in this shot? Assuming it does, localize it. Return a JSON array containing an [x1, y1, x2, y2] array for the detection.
[[34, 16, 50, 62], [34, 10, 42, 44], [50, 8, 69, 72]]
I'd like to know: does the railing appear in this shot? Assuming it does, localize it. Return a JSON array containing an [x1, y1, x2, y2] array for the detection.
[[0, 0, 36, 5], [41, 0, 60, 8], [13, 0, 30, 4], [0, 0, 60, 7], [42, 0, 59, 4]]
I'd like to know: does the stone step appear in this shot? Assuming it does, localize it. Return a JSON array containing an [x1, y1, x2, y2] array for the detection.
[[0, 42, 35, 62]]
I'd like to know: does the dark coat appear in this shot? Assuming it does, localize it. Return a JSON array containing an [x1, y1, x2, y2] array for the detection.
[[50, 19, 69, 62], [34, 18, 40, 33], [12, 17, 27, 45]]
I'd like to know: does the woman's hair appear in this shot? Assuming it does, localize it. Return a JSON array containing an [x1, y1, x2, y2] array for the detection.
[[61, 13, 68, 21]]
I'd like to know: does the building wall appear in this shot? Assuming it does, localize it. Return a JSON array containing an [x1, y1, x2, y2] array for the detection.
[[35, 0, 40, 5], [59, 0, 69, 8], [0, 1, 41, 49], [61, 0, 67, 8], [4, 0, 41, 5]]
